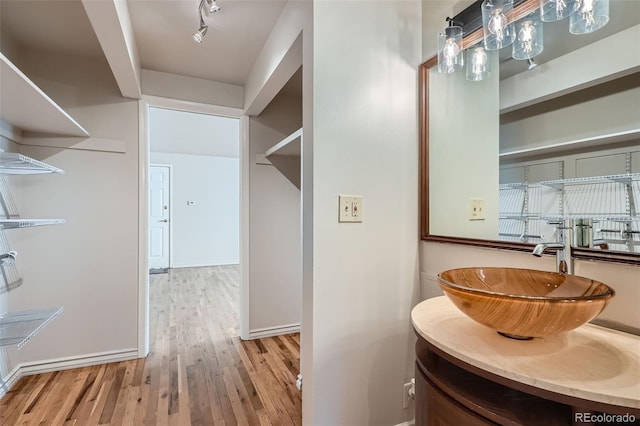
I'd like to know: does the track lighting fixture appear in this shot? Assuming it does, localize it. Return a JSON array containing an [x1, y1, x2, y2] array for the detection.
[[192, 0, 220, 43]]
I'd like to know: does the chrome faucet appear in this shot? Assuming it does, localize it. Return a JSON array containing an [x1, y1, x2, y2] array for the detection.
[[532, 220, 574, 274]]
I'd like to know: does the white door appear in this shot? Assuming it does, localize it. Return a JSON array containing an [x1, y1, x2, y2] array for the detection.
[[149, 165, 170, 269]]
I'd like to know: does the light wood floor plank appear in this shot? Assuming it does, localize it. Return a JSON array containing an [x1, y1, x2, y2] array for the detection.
[[1, 265, 301, 425], [70, 365, 107, 423]]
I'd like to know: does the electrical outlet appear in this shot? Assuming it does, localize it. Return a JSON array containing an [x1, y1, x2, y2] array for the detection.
[[403, 379, 415, 408], [351, 198, 361, 218], [469, 198, 486, 221], [338, 195, 363, 223]]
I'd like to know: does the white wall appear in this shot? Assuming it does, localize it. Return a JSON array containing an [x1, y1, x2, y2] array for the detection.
[[10, 49, 139, 368], [150, 153, 239, 267], [149, 107, 240, 158], [248, 90, 302, 335], [312, 1, 421, 424]]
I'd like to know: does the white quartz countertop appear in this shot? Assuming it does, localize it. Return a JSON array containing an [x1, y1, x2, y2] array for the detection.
[[411, 296, 640, 409]]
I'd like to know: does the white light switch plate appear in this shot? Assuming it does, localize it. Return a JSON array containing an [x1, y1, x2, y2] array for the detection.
[[339, 195, 363, 223], [468, 198, 486, 220]]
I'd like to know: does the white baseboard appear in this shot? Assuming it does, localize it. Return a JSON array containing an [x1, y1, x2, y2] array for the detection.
[[0, 364, 22, 397], [0, 348, 139, 398], [170, 262, 240, 269], [394, 420, 415, 426], [247, 323, 300, 339]]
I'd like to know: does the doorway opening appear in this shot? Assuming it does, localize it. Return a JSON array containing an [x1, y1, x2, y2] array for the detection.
[[139, 98, 248, 357]]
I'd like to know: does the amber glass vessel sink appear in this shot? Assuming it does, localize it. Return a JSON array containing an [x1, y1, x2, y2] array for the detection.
[[437, 267, 615, 339]]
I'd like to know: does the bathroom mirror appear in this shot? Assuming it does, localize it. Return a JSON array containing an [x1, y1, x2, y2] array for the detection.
[[420, 0, 640, 264]]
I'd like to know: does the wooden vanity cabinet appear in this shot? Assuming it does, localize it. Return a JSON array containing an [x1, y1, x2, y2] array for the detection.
[[415, 337, 640, 426]]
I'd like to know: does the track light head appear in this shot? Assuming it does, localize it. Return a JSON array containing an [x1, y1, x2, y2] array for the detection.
[[204, 0, 221, 16], [193, 25, 208, 43]]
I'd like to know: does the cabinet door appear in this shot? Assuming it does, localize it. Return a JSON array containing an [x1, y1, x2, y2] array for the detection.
[[416, 367, 493, 426]]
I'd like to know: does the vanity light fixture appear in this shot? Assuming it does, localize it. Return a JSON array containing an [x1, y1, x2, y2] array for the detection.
[[570, 0, 609, 34], [540, 0, 577, 22], [436, 0, 611, 77], [192, 0, 221, 43], [481, 0, 516, 50], [512, 13, 544, 60], [437, 19, 464, 74]]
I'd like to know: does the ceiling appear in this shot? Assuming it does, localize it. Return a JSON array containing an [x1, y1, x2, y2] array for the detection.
[[2, 0, 636, 86], [0, 0, 287, 87]]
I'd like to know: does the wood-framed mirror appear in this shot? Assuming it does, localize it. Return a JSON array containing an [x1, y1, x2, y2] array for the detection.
[[420, 0, 640, 265]]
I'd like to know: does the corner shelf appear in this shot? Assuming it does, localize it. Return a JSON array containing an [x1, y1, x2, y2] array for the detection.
[[264, 128, 302, 189], [0, 52, 89, 137], [0, 307, 64, 349], [0, 153, 65, 175]]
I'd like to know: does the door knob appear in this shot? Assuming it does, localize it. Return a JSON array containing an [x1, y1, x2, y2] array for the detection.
[[159, 219, 168, 223]]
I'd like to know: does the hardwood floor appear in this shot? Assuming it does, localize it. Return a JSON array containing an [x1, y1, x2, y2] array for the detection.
[[0, 266, 302, 425]]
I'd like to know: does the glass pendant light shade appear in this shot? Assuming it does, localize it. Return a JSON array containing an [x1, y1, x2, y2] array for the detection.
[[512, 14, 544, 60], [570, 0, 609, 34], [539, 0, 577, 22], [438, 26, 464, 74], [482, 0, 516, 51], [466, 46, 492, 81]]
